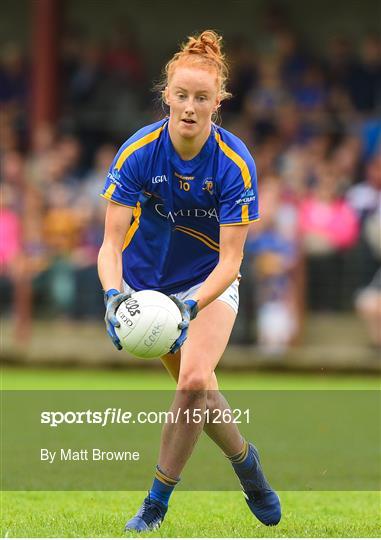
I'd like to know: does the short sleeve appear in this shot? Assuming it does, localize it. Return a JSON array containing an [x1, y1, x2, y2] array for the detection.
[[101, 148, 143, 208], [219, 156, 259, 225]]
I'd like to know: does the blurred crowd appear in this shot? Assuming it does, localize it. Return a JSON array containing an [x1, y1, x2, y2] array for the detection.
[[1, 13, 380, 352]]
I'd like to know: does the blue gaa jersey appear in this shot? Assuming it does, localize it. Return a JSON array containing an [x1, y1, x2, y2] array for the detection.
[[101, 118, 259, 294]]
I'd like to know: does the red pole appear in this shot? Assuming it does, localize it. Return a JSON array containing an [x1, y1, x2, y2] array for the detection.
[[30, 0, 61, 148], [14, 0, 61, 346]]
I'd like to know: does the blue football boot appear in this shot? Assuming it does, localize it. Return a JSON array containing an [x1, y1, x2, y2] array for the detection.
[[124, 494, 167, 532], [233, 443, 281, 526]]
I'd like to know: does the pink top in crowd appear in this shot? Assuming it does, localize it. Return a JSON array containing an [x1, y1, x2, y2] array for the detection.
[[0, 209, 22, 269], [299, 197, 359, 249]]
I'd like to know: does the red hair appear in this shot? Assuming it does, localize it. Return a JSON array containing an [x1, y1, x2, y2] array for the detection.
[[163, 30, 231, 102]]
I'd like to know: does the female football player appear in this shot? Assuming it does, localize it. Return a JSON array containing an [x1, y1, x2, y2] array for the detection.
[[98, 30, 281, 532]]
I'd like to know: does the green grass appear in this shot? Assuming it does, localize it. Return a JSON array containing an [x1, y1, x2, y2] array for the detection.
[[1, 490, 380, 538], [1, 367, 380, 537], [2, 366, 380, 390]]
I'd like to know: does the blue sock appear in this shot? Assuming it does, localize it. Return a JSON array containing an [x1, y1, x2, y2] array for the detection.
[[227, 440, 255, 473], [227, 440, 270, 491], [149, 465, 179, 507]]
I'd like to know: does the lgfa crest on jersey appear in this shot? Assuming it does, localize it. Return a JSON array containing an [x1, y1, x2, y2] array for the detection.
[[202, 178, 214, 195]]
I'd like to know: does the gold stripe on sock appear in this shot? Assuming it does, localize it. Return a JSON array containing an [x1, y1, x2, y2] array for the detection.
[[155, 467, 178, 486], [227, 440, 249, 463]]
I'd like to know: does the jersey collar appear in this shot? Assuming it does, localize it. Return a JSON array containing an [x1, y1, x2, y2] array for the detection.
[[165, 123, 214, 172]]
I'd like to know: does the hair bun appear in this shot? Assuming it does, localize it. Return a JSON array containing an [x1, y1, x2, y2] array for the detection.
[[186, 30, 222, 59], [199, 30, 222, 55]]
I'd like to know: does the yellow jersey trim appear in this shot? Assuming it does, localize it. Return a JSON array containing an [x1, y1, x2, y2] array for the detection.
[[122, 202, 142, 250], [220, 217, 260, 227], [175, 225, 219, 249], [241, 204, 249, 223], [175, 226, 220, 253], [103, 183, 116, 199], [100, 194, 135, 209], [214, 132, 252, 190], [102, 126, 164, 207], [174, 172, 195, 181], [115, 125, 165, 171]]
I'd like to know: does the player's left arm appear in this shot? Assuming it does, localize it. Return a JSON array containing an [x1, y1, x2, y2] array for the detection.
[[192, 224, 249, 311], [168, 224, 249, 353]]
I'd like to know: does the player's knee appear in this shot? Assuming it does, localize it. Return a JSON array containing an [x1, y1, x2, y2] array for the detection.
[[177, 372, 211, 392]]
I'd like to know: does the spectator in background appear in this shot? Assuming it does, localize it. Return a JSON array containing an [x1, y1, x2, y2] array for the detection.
[[325, 36, 355, 90], [61, 26, 84, 85], [26, 136, 79, 210], [353, 159, 381, 346], [292, 63, 328, 115], [347, 32, 381, 114], [324, 35, 357, 123], [37, 184, 81, 316], [0, 43, 27, 107], [79, 143, 116, 207], [2, 147, 52, 301], [223, 36, 257, 115], [346, 155, 381, 223], [72, 144, 116, 318], [28, 134, 104, 317], [104, 19, 146, 88], [1, 150, 25, 204], [62, 36, 145, 147], [246, 176, 299, 354], [0, 43, 28, 149], [276, 101, 302, 145], [26, 123, 57, 194], [55, 134, 83, 185], [354, 176, 381, 350], [0, 110, 20, 153], [347, 155, 381, 290], [277, 30, 308, 92], [43, 185, 81, 256], [244, 56, 291, 139], [0, 184, 22, 311], [0, 150, 26, 312], [331, 135, 362, 189], [356, 268, 381, 350], [299, 160, 359, 310], [67, 42, 105, 107], [0, 184, 22, 265]]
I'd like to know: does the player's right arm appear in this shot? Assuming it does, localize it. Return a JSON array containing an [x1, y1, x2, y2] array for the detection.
[[98, 201, 134, 350], [98, 201, 133, 291]]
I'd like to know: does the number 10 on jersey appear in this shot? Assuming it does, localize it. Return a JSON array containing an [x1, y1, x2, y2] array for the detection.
[[179, 179, 190, 191]]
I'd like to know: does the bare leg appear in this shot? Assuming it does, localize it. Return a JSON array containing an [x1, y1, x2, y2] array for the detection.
[[125, 302, 281, 531], [162, 353, 244, 456], [158, 300, 244, 478]]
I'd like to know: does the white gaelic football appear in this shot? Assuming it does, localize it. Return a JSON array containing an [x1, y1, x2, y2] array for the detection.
[[115, 290, 182, 359]]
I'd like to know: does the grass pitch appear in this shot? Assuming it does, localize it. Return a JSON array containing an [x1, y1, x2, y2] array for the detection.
[[1, 367, 380, 537], [2, 490, 380, 538], [2, 366, 380, 390]]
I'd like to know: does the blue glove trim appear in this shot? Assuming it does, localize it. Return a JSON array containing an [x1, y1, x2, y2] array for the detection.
[[170, 326, 188, 354], [104, 288, 120, 306], [168, 296, 198, 353], [104, 290, 131, 351], [184, 299, 199, 320]]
